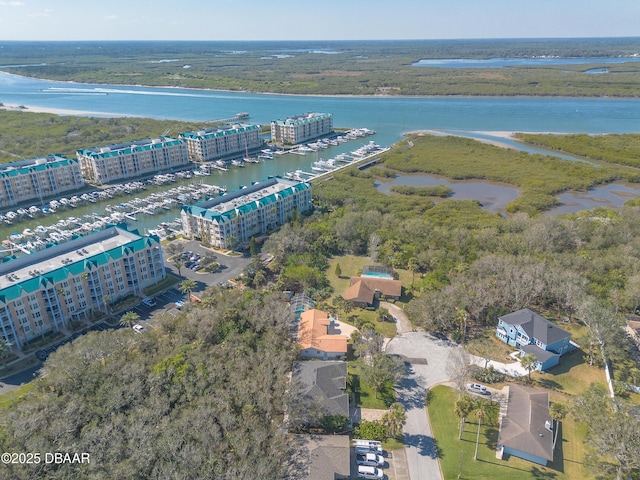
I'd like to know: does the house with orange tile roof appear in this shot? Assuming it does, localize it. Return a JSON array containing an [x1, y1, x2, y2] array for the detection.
[[297, 309, 348, 360]]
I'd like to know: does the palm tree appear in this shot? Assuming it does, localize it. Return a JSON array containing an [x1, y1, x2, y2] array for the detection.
[[549, 402, 567, 448], [382, 402, 407, 438], [173, 258, 184, 276], [473, 398, 489, 460], [454, 395, 476, 440], [180, 279, 197, 302], [119, 311, 140, 329], [520, 353, 538, 381]]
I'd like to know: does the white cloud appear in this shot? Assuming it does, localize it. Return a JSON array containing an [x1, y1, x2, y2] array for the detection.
[[0, 1, 26, 6], [104, 14, 117, 21]]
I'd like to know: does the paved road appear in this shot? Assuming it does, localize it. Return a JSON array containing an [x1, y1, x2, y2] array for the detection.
[[0, 363, 42, 394], [386, 332, 458, 480]]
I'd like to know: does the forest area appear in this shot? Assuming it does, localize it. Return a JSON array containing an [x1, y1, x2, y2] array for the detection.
[[1, 38, 640, 96]]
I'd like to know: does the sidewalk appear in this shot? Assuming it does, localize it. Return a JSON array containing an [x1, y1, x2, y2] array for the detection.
[[469, 354, 528, 377]]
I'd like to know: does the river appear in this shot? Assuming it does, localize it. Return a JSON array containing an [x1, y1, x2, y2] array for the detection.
[[1, 71, 640, 243]]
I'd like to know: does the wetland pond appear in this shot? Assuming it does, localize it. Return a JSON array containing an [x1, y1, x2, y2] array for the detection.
[[375, 174, 640, 215]]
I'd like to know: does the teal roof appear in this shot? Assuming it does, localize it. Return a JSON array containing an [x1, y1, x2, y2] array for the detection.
[[272, 113, 332, 126], [77, 137, 184, 160], [179, 124, 260, 141], [0, 227, 160, 303], [0, 156, 78, 178], [181, 179, 310, 224]]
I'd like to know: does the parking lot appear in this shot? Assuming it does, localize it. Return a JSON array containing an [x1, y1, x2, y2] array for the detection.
[[163, 239, 251, 293]]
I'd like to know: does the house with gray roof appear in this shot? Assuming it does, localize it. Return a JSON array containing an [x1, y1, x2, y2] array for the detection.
[[292, 361, 349, 423], [496, 308, 571, 371], [497, 384, 555, 466], [293, 434, 350, 480]]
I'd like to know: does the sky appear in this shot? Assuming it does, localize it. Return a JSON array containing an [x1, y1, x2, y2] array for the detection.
[[0, 0, 638, 41]]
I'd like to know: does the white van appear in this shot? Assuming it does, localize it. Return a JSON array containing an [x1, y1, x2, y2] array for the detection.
[[353, 439, 383, 455], [356, 452, 385, 467], [357, 465, 384, 479]]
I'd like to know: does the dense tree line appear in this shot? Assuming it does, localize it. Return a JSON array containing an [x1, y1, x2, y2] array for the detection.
[[0, 290, 300, 480]]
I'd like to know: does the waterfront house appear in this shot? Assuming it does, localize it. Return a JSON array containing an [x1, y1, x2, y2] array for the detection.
[[297, 309, 347, 360], [497, 384, 555, 466], [496, 308, 571, 371]]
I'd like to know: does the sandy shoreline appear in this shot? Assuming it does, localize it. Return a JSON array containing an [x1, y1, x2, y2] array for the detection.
[[0, 103, 131, 117]]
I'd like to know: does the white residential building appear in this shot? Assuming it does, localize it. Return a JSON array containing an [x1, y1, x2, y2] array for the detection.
[[179, 124, 263, 162], [77, 136, 189, 184], [0, 226, 165, 351], [270, 113, 333, 145], [0, 155, 85, 208], [180, 178, 312, 248]]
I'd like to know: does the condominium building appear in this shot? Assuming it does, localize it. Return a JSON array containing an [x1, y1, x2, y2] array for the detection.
[[0, 155, 85, 209], [0, 226, 165, 351], [181, 178, 312, 248], [270, 113, 333, 145], [179, 124, 264, 162], [77, 136, 189, 184]]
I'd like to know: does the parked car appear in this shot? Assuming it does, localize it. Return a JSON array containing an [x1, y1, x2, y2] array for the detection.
[[142, 297, 156, 307], [467, 382, 489, 395], [354, 440, 383, 455], [132, 324, 145, 334], [355, 446, 383, 456], [175, 300, 185, 309], [356, 452, 385, 467], [357, 465, 384, 479]]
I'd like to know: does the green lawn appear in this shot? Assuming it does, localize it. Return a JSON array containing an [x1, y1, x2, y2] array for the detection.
[[349, 363, 395, 409], [0, 383, 35, 409], [427, 385, 593, 480], [532, 349, 606, 397]]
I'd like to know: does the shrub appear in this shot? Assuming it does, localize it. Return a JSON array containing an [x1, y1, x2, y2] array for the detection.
[[472, 365, 505, 384]]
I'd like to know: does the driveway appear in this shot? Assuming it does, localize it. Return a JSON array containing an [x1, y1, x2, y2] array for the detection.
[[469, 354, 528, 378], [386, 332, 458, 480]]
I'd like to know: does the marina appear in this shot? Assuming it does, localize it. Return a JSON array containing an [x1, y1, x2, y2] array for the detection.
[[0, 129, 385, 253]]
